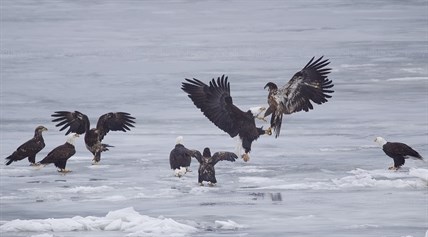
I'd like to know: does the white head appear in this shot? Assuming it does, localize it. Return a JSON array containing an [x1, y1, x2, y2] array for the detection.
[[249, 106, 266, 117], [67, 133, 80, 145], [176, 136, 184, 145], [374, 136, 387, 147]]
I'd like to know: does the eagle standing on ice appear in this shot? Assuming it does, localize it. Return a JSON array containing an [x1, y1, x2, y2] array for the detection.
[[51, 111, 135, 164], [264, 56, 334, 137], [37, 133, 79, 173], [169, 136, 199, 177], [193, 147, 237, 186], [4, 126, 48, 166], [374, 137, 424, 170], [182, 75, 270, 162]]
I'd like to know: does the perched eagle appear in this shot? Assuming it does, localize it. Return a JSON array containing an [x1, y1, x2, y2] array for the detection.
[[37, 133, 79, 173], [51, 111, 135, 164], [169, 136, 199, 177], [5, 126, 48, 166], [374, 137, 424, 170], [182, 75, 270, 162], [264, 56, 334, 137], [193, 147, 237, 186]]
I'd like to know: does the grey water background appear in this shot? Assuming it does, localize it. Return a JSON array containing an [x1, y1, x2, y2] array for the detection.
[[1, 0, 427, 236]]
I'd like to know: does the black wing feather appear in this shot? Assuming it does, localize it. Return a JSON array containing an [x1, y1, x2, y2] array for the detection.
[[96, 112, 136, 141], [212, 151, 238, 165], [181, 75, 247, 138], [51, 111, 89, 135]]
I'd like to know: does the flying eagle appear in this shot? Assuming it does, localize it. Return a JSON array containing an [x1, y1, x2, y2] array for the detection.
[[37, 133, 79, 173], [5, 126, 48, 166], [169, 136, 199, 177], [374, 137, 424, 170], [193, 147, 237, 186], [181, 75, 270, 162], [51, 111, 135, 164], [264, 56, 334, 137]]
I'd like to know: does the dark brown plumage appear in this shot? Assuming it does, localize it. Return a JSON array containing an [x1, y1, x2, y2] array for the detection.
[[375, 137, 424, 170], [264, 56, 334, 137], [5, 126, 48, 166], [169, 136, 199, 177], [193, 147, 237, 186], [51, 111, 135, 164], [37, 133, 79, 173], [182, 75, 269, 162]]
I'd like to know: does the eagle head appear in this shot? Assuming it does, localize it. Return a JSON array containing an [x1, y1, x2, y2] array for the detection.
[[374, 137, 387, 146], [248, 106, 266, 118], [203, 147, 211, 157]]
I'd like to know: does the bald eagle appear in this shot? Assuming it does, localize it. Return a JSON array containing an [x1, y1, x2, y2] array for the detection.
[[51, 111, 135, 164], [37, 133, 79, 173], [193, 147, 237, 186], [169, 136, 199, 177], [374, 137, 424, 170], [264, 56, 334, 138], [182, 75, 270, 162], [5, 126, 48, 166]]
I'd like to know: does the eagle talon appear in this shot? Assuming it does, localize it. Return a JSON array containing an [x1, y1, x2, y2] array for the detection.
[[388, 166, 398, 171], [265, 127, 272, 136], [242, 153, 250, 162]]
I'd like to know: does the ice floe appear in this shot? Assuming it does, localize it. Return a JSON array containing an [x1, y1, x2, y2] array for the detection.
[[0, 207, 198, 236]]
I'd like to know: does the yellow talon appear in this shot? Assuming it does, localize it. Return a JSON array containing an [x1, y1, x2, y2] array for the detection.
[[266, 127, 272, 136], [242, 153, 250, 162]]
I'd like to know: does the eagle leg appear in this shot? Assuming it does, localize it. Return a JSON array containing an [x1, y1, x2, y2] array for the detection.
[[58, 168, 72, 173], [265, 127, 272, 136], [242, 153, 250, 162], [388, 166, 399, 171], [198, 182, 204, 186]]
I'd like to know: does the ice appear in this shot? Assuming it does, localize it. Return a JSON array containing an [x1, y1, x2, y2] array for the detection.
[[0, 207, 198, 236], [1, 0, 427, 237], [214, 220, 247, 230]]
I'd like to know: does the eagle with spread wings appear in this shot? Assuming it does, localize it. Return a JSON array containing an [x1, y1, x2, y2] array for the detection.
[[51, 111, 135, 164], [264, 56, 334, 138], [182, 75, 270, 162]]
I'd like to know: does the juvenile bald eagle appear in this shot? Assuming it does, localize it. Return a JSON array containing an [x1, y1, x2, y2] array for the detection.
[[264, 56, 334, 137], [193, 147, 237, 186], [169, 136, 198, 177], [5, 126, 48, 166], [37, 133, 79, 173], [182, 75, 270, 162], [51, 111, 135, 164], [374, 137, 424, 170]]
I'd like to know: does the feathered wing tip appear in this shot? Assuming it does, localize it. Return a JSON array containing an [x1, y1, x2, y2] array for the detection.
[[51, 111, 88, 135], [5, 155, 14, 166]]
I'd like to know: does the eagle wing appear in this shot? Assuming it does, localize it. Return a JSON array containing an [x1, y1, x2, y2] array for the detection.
[[191, 150, 203, 164], [96, 112, 136, 141], [271, 56, 334, 137], [51, 111, 89, 135], [280, 56, 333, 113], [181, 75, 251, 138], [212, 151, 238, 165]]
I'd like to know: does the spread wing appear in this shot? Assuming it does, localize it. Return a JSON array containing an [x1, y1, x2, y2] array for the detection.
[[96, 112, 136, 141], [191, 150, 203, 164], [181, 75, 251, 138], [212, 151, 238, 165], [51, 111, 89, 135], [279, 56, 334, 114], [270, 56, 334, 137]]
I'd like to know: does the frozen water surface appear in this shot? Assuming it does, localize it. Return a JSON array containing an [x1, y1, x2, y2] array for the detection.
[[1, 0, 427, 236]]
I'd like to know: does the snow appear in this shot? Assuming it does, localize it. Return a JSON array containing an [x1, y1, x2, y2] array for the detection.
[[1, 0, 427, 237], [0, 207, 198, 236]]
